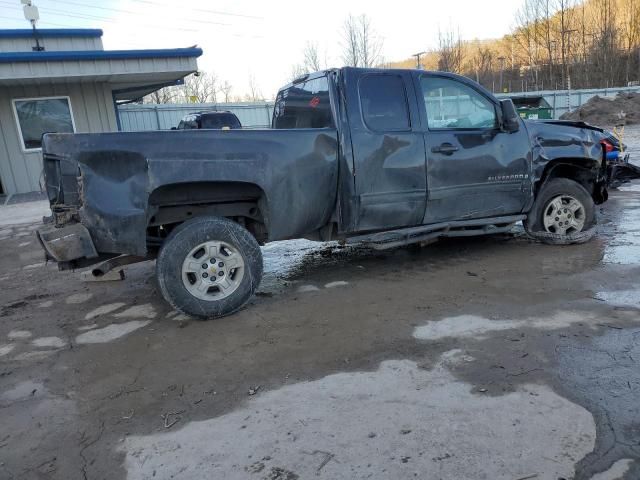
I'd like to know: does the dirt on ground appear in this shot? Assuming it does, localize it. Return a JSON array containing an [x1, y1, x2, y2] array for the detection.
[[2, 150, 640, 479], [561, 92, 640, 126]]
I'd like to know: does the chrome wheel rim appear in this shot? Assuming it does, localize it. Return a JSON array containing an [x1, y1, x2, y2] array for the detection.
[[181, 241, 245, 301], [542, 195, 586, 235]]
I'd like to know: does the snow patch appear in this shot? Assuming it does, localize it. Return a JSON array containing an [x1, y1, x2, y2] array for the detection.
[[75, 320, 151, 344], [85, 302, 126, 320], [296, 285, 320, 293], [589, 459, 634, 480], [32, 337, 66, 348], [413, 312, 613, 341], [8, 330, 32, 340], [0, 200, 51, 228], [0, 344, 15, 357], [594, 290, 640, 309], [121, 354, 595, 480], [1, 380, 44, 402], [113, 304, 157, 319], [65, 292, 94, 304], [77, 324, 98, 331], [38, 300, 53, 308], [325, 281, 349, 288], [22, 262, 45, 270]]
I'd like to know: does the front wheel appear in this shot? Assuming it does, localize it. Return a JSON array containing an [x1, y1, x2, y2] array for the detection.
[[524, 178, 596, 245], [156, 216, 263, 319]]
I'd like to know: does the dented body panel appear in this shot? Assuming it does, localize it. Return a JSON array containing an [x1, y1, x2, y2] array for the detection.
[[39, 68, 616, 267]]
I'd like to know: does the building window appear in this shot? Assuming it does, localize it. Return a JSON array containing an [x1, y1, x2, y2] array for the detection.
[[12, 97, 76, 151]]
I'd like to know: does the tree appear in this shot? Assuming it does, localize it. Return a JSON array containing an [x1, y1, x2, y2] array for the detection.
[[245, 74, 263, 102], [341, 14, 383, 68], [303, 42, 322, 71], [437, 26, 464, 73], [182, 72, 218, 103], [357, 14, 383, 67], [220, 80, 233, 103], [341, 14, 361, 67]]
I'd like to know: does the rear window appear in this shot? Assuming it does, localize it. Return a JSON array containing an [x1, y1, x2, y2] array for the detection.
[[272, 76, 334, 129], [201, 113, 241, 129], [177, 115, 198, 129]]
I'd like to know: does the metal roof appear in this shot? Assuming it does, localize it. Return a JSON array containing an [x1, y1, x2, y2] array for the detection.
[[0, 47, 203, 63], [0, 29, 103, 38]]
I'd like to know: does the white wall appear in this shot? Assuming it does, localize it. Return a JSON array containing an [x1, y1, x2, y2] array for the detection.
[[0, 82, 117, 195]]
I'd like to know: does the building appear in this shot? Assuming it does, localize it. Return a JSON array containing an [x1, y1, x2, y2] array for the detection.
[[0, 28, 202, 198]]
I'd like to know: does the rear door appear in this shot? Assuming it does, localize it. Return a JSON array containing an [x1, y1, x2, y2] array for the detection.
[[416, 73, 531, 223], [344, 69, 426, 231]]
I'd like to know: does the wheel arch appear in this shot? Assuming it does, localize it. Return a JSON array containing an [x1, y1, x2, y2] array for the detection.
[[535, 158, 606, 204], [146, 181, 270, 243]]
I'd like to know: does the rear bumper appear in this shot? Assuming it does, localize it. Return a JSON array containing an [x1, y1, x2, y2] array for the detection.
[[36, 223, 98, 263]]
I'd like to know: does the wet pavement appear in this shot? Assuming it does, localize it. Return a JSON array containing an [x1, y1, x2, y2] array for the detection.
[[1, 126, 640, 480]]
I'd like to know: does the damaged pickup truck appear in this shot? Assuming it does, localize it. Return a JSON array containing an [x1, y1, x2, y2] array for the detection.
[[38, 68, 616, 318]]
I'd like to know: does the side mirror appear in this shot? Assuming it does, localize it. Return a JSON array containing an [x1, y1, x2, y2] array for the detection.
[[170, 127, 177, 130], [499, 99, 520, 133]]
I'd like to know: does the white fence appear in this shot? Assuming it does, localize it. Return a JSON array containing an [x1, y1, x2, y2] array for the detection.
[[495, 85, 640, 119], [116, 85, 640, 131], [117, 102, 274, 131]]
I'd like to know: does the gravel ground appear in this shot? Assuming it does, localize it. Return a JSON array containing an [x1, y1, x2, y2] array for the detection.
[[1, 130, 640, 480]]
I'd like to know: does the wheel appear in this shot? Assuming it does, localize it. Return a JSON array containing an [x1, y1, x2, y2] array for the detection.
[[156, 216, 263, 319], [524, 178, 596, 244]]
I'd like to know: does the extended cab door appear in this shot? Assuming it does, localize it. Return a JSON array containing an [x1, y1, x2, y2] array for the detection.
[[344, 69, 427, 231], [416, 73, 532, 223]]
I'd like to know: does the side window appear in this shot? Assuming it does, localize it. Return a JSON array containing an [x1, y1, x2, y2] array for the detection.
[[420, 76, 497, 130], [359, 75, 410, 132]]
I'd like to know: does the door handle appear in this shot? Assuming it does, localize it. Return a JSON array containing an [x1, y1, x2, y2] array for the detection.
[[431, 143, 459, 155]]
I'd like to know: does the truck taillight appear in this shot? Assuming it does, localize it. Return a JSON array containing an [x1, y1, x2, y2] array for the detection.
[[601, 139, 615, 153]]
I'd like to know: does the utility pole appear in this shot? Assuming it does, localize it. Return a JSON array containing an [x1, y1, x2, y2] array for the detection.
[[412, 51, 427, 70], [498, 56, 506, 93], [562, 29, 578, 113]]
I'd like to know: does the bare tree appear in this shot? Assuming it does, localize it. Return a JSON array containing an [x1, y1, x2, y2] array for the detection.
[[220, 80, 233, 103], [341, 14, 360, 67], [182, 72, 218, 103], [357, 14, 383, 67], [245, 74, 264, 102], [145, 86, 178, 104], [341, 14, 383, 68], [303, 42, 322, 71], [437, 26, 464, 73]]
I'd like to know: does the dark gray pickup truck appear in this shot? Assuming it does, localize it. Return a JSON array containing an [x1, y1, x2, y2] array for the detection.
[[38, 67, 613, 318]]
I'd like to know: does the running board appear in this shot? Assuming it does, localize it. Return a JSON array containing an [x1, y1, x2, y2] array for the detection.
[[346, 215, 527, 250]]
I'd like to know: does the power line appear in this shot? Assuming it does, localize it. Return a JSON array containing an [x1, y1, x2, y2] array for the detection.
[[0, 14, 78, 28], [0, 1, 202, 33], [38, 0, 232, 27], [128, 0, 263, 20]]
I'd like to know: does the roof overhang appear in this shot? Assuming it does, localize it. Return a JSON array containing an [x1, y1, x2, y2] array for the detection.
[[0, 48, 202, 101], [0, 28, 103, 38]]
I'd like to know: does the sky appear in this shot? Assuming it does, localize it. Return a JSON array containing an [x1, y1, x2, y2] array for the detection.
[[0, 0, 526, 98]]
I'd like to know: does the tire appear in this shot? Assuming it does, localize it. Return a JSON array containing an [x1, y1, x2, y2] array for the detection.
[[156, 216, 263, 319], [524, 178, 596, 245]]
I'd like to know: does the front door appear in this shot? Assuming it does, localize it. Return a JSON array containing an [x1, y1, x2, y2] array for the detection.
[[344, 69, 427, 231], [416, 74, 532, 223]]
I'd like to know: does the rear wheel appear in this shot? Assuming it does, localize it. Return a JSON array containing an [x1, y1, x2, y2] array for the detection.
[[156, 216, 263, 319], [524, 178, 596, 244]]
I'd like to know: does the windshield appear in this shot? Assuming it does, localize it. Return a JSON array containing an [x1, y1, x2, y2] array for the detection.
[[272, 75, 334, 129]]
